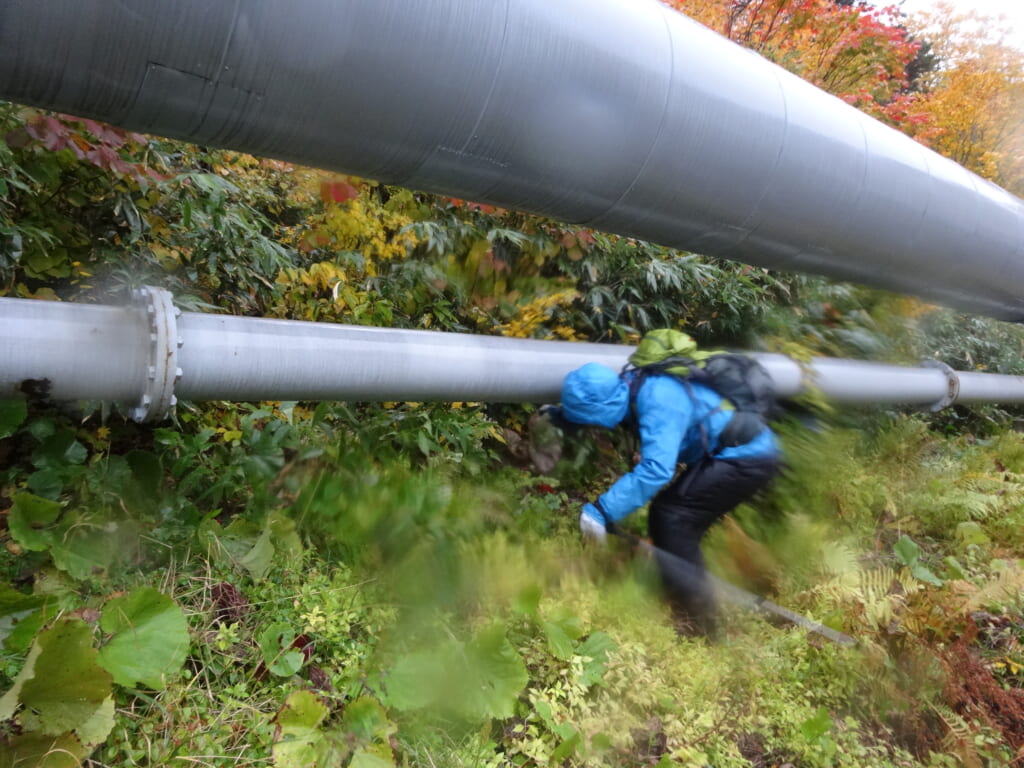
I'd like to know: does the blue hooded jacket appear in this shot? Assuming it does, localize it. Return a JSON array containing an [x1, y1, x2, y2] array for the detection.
[[561, 362, 779, 524]]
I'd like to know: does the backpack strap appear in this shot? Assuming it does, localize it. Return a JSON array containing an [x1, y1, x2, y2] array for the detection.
[[624, 367, 720, 457]]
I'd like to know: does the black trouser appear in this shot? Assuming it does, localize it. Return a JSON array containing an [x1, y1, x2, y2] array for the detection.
[[648, 456, 780, 635]]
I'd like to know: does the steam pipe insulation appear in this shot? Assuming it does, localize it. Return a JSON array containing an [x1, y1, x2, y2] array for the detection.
[[2, 1, 1024, 320], [5, 289, 1024, 421]]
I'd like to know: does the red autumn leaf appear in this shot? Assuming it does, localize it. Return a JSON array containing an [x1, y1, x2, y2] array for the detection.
[[291, 633, 316, 662], [109, 155, 133, 175], [320, 178, 359, 204], [80, 118, 106, 138], [42, 131, 68, 153]]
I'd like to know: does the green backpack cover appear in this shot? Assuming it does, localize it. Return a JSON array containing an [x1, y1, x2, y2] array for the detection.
[[626, 329, 777, 449]]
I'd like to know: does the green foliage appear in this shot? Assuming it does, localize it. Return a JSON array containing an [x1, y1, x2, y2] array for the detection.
[[386, 624, 528, 720], [0, 400, 26, 439], [259, 622, 305, 677], [0, 619, 114, 765], [272, 690, 346, 767], [554, 237, 792, 344], [893, 535, 944, 586], [96, 587, 190, 689]]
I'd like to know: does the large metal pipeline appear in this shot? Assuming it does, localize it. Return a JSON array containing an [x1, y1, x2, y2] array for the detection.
[[1, 1, 1023, 320], [2, 289, 1020, 421]]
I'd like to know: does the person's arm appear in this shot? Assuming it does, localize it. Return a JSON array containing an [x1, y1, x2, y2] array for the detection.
[[585, 378, 691, 525]]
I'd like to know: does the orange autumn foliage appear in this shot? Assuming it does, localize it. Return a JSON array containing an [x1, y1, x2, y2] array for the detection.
[[664, 0, 921, 125]]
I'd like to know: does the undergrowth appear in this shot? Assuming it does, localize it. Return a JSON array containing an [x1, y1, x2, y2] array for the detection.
[[3, 395, 1024, 767]]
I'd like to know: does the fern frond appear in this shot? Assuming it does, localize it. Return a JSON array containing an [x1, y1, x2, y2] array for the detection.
[[932, 703, 982, 768], [819, 541, 860, 577], [965, 567, 1024, 613]]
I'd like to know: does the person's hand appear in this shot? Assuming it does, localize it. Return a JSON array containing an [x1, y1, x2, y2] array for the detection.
[[579, 504, 608, 545]]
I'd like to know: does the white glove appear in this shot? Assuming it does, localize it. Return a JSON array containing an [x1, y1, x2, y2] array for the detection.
[[579, 506, 608, 545]]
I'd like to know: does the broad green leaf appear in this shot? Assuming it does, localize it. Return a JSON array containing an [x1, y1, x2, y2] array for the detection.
[[389, 628, 526, 720], [385, 649, 447, 711], [943, 556, 968, 580], [118, 450, 164, 514], [799, 706, 833, 742], [97, 588, 190, 689], [198, 517, 261, 565], [33, 567, 78, 599], [48, 517, 121, 581], [27, 417, 56, 442], [350, 751, 395, 768], [276, 689, 327, 730], [2, 608, 43, 652], [17, 619, 113, 735], [893, 535, 921, 566], [259, 622, 304, 677], [533, 698, 555, 729], [0, 731, 85, 768], [8, 492, 62, 551], [267, 511, 304, 562], [458, 624, 528, 720], [0, 398, 27, 439], [272, 690, 346, 768], [542, 619, 575, 661], [956, 521, 990, 547], [577, 631, 616, 687], [31, 428, 87, 470], [551, 729, 581, 762], [239, 527, 276, 579], [26, 467, 64, 499], [0, 637, 42, 721], [76, 696, 115, 747], [512, 583, 541, 618], [342, 696, 393, 743], [591, 732, 614, 751], [240, 511, 303, 578], [909, 562, 944, 587], [0, 584, 44, 617]]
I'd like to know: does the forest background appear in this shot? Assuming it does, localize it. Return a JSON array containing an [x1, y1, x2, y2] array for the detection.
[[2, 0, 1024, 766]]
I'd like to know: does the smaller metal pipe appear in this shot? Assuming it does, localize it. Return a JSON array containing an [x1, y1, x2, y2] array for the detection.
[[6, 292, 1024, 418], [0, 298, 148, 401], [175, 312, 629, 403], [753, 355, 952, 406], [958, 371, 1024, 403]]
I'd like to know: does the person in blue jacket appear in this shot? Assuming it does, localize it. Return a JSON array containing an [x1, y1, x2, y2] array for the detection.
[[558, 361, 780, 636]]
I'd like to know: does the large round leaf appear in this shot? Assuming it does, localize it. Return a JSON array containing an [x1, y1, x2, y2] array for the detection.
[[97, 588, 189, 689], [1, 619, 112, 736]]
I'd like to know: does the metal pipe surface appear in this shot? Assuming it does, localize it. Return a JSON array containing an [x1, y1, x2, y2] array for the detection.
[[175, 313, 630, 402], [6, 294, 1024, 419], [0, 298, 148, 401], [1, 1, 1023, 319]]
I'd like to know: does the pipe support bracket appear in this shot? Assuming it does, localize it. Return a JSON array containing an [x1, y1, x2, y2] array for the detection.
[[921, 360, 959, 412], [130, 286, 182, 423]]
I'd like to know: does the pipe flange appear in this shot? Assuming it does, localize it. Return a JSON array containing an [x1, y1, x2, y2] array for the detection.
[[921, 359, 959, 412], [129, 286, 182, 423]]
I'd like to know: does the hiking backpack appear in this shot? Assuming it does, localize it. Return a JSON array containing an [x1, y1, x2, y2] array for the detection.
[[624, 329, 778, 450]]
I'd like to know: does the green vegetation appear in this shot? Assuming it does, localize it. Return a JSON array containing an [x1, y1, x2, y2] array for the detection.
[[3, 39, 1024, 766]]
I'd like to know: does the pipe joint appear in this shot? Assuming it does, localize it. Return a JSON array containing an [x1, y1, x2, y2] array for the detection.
[[130, 286, 182, 423], [921, 359, 960, 412]]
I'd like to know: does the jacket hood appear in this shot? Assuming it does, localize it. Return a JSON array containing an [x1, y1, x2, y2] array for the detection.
[[561, 363, 630, 428]]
